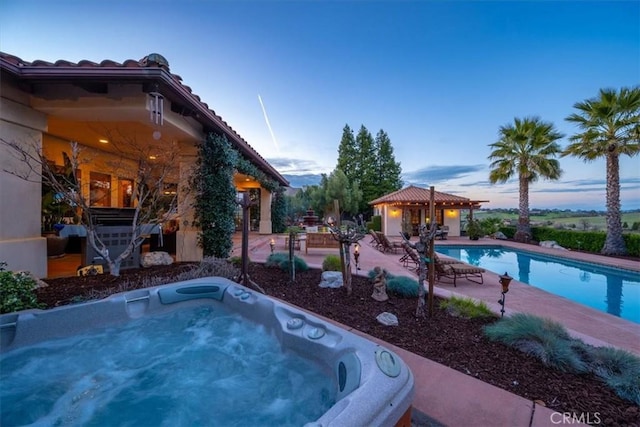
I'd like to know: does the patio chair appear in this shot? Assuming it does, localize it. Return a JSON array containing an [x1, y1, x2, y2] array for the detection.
[[368, 229, 383, 251], [434, 255, 485, 287], [400, 242, 420, 271], [377, 232, 402, 253], [437, 226, 449, 240]]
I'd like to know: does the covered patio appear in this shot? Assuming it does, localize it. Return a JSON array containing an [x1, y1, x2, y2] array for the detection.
[[0, 52, 288, 277]]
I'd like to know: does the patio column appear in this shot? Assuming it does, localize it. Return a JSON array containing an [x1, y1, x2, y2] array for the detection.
[[258, 188, 272, 234], [175, 147, 203, 262], [0, 98, 48, 277]]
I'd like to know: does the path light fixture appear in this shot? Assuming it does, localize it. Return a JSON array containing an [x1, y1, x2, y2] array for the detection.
[[269, 238, 275, 254], [354, 243, 360, 271], [498, 272, 513, 318]]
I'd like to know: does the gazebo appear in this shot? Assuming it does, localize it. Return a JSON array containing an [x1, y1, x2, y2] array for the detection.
[[369, 185, 488, 237]]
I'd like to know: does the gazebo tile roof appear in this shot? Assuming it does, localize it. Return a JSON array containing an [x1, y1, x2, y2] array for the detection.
[[370, 185, 487, 206]]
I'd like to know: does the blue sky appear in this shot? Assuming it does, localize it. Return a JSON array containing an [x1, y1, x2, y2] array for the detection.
[[1, 0, 638, 210]]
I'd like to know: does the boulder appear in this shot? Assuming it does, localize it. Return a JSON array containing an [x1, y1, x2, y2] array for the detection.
[[141, 251, 174, 268], [494, 231, 508, 240], [319, 271, 343, 288], [539, 240, 567, 250], [376, 312, 399, 326]]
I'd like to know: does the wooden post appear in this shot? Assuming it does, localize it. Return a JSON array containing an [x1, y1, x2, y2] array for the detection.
[[428, 186, 436, 317], [237, 192, 266, 294]]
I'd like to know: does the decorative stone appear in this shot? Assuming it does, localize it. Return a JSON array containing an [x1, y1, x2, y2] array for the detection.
[[539, 240, 567, 250], [376, 312, 398, 326], [140, 251, 174, 268], [494, 231, 508, 240], [371, 266, 389, 302], [319, 271, 343, 288]]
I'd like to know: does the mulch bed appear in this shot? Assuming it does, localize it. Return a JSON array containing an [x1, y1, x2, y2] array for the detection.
[[39, 263, 640, 426]]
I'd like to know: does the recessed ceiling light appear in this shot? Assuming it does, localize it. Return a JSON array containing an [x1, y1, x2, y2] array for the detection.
[[149, 155, 157, 160], [99, 139, 109, 144]]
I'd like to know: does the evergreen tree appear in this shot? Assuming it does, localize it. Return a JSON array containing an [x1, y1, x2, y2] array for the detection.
[[336, 124, 404, 217], [270, 187, 287, 233], [375, 129, 403, 196], [337, 124, 358, 181], [325, 169, 363, 218], [355, 125, 377, 214]]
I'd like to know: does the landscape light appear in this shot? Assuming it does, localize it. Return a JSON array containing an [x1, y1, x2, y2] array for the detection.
[[498, 272, 513, 317]]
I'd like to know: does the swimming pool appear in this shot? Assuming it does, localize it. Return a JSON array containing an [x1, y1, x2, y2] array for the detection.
[[435, 245, 640, 324], [0, 277, 415, 426]]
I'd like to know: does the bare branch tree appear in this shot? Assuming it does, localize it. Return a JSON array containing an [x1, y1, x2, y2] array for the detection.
[[1, 133, 185, 276]]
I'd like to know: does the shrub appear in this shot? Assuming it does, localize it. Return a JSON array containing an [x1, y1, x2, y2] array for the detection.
[[0, 262, 44, 314], [184, 257, 239, 280], [483, 312, 640, 404], [366, 269, 419, 298], [530, 227, 640, 256], [228, 256, 245, 268], [265, 252, 309, 272], [483, 313, 586, 373], [366, 215, 382, 232], [439, 296, 494, 319], [587, 346, 640, 405], [387, 275, 419, 298], [322, 254, 342, 272]]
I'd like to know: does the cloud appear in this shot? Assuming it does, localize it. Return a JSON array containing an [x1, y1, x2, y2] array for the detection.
[[282, 174, 323, 188], [402, 165, 485, 185], [267, 157, 326, 174]]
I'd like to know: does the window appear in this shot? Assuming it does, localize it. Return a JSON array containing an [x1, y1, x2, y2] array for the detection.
[[90, 172, 111, 207], [119, 179, 133, 207]]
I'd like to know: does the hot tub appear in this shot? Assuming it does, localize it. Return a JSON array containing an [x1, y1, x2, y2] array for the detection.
[[0, 277, 414, 426]]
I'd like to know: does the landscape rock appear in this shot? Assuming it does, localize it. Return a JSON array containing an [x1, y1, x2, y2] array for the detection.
[[376, 312, 399, 326], [494, 231, 508, 240], [319, 271, 343, 288], [539, 240, 567, 250], [141, 251, 174, 268]]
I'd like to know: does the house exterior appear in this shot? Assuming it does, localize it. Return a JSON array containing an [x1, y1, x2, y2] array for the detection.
[[0, 52, 288, 278], [369, 185, 488, 237]]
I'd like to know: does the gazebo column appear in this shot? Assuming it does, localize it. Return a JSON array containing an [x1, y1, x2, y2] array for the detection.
[[258, 188, 272, 234]]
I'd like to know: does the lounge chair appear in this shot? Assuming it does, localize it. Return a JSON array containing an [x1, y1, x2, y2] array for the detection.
[[377, 232, 402, 253], [434, 254, 485, 287], [400, 242, 420, 271], [368, 229, 383, 251], [436, 226, 449, 240]]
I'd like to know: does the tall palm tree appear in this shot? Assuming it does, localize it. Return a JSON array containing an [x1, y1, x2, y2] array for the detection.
[[563, 87, 640, 255], [488, 117, 564, 243]]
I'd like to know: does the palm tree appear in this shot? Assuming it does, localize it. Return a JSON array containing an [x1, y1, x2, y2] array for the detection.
[[488, 117, 564, 243], [563, 87, 640, 255]]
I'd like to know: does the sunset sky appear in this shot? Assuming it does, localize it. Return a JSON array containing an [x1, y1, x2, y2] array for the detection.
[[1, 0, 638, 210]]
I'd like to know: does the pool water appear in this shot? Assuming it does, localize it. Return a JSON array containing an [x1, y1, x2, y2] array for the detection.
[[436, 245, 640, 324], [0, 305, 335, 426]]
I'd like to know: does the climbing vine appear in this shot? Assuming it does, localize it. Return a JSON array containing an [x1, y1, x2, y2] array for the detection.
[[236, 157, 278, 192], [190, 133, 237, 257], [271, 186, 287, 233]]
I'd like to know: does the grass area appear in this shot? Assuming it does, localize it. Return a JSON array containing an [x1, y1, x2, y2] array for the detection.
[[473, 211, 640, 232], [439, 295, 494, 319]]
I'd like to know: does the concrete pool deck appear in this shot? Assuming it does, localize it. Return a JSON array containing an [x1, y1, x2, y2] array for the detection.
[[240, 234, 639, 427]]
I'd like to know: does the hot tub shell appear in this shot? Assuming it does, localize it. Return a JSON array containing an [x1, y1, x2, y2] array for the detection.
[[1, 277, 414, 426]]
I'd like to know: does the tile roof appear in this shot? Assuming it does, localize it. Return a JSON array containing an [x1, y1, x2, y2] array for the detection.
[[369, 185, 487, 206], [0, 52, 288, 187]]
